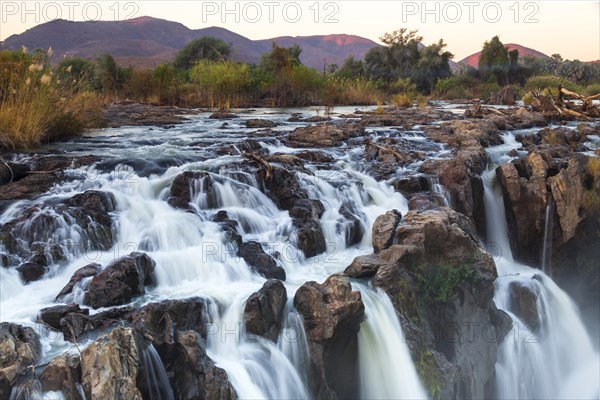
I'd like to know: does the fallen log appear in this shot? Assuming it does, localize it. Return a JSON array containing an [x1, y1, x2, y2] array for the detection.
[[242, 152, 273, 180], [528, 86, 599, 120]]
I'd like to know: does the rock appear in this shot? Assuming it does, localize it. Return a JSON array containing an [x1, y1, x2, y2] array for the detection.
[[60, 306, 135, 343], [39, 304, 89, 331], [286, 123, 364, 147], [40, 354, 81, 399], [243, 279, 287, 342], [262, 166, 309, 211], [0, 162, 29, 185], [102, 102, 193, 127], [56, 263, 101, 301], [157, 330, 236, 400], [0, 323, 41, 399], [344, 253, 392, 278], [245, 118, 278, 128], [132, 297, 208, 345], [209, 110, 238, 119], [16, 262, 46, 283], [371, 206, 503, 399], [86, 252, 156, 309], [338, 202, 365, 247], [0, 190, 116, 258], [168, 171, 214, 210], [548, 158, 584, 245], [496, 156, 548, 265], [294, 275, 364, 399], [289, 199, 326, 258], [488, 86, 518, 105], [510, 108, 548, 129], [392, 175, 430, 196], [81, 327, 143, 400], [295, 150, 335, 163], [212, 211, 242, 247], [508, 281, 541, 325], [372, 210, 402, 253], [238, 241, 286, 280]]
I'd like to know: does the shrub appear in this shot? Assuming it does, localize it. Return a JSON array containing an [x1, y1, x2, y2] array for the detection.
[[525, 75, 581, 95], [189, 60, 251, 108], [583, 83, 600, 97]]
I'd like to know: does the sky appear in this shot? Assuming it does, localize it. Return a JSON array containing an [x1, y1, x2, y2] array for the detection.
[[0, 0, 599, 61]]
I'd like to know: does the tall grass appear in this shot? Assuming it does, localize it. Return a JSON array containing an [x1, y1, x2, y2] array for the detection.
[[0, 50, 102, 149], [324, 77, 382, 105]]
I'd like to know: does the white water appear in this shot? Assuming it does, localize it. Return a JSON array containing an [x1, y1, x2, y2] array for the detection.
[[0, 109, 426, 399], [484, 138, 599, 400]]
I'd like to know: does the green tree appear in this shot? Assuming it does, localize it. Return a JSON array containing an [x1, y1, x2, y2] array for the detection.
[[174, 37, 231, 70], [478, 36, 509, 85], [55, 57, 96, 90]]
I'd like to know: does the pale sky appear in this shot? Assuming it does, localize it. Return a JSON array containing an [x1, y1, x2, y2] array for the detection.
[[0, 1, 598, 61]]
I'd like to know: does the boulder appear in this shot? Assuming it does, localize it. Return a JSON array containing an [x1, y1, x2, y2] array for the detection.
[[344, 253, 392, 278], [39, 304, 89, 331], [157, 330, 237, 400], [286, 123, 364, 147], [243, 279, 287, 342], [238, 241, 286, 280], [132, 297, 208, 345], [16, 262, 46, 283], [168, 171, 214, 210], [338, 202, 365, 247], [508, 281, 541, 326], [371, 210, 402, 253], [60, 306, 135, 343], [212, 211, 242, 247], [0, 323, 41, 399], [81, 327, 143, 400], [0, 162, 29, 185], [56, 263, 101, 301], [289, 200, 326, 258], [392, 175, 430, 196], [40, 354, 81, 400], [245, 119, 278, 128], [294, 275, 364, 399], [86, 252, 156, 309], [548, 158, 584, 245]]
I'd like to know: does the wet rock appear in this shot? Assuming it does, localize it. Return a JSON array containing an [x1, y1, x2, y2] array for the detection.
[[294, 275, 364, 399], [212, 211, 242, 247], [243, 279, 287, 342], [286, 123, 364, 147], [209, 110, 238, 119], [16, 262, 47, 283], [60, 306, 135, 343], [56, 263, 101, 301], [168, 171, 214, 210], [262, 166, 309, 211], [81, 327, 143, 400], [86, 252, 156, 309], [338, 202, 365, 247], [132, 297, 208, 345], [102, 102, 193, 127], [548, 158, 584, 244], [0, 190, 116, 258], [157, 330, 236, 400], [238, 241, 286, 280], [0, 323, 41, 399], [39, 304, 89, 331], [509, 108, 548, 129], [344, 254, 392, 278], [295, 150, 335, 163], [496, 155, 548, 265], [371, 206, 502, 399], [372, 209, 402, 253], [289, 199, 325, 219], [0, 162, 29, 185], [245, 118, 278, 128], [392, 175, 430, 196], [508, 281, 541, 325], [408, 193, 445, 211], [289, 199, 326, 258], [40, 354, 81, 400]]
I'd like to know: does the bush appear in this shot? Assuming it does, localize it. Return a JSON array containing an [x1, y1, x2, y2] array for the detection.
[[583, 83, 600, 97], [525, 75, 581, 95], [324, 77, 382, 105], [189, 60, 251, 108]]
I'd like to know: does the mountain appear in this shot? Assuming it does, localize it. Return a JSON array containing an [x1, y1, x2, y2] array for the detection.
[[0, 17, 378, 69], [460, 43, 550, 68]]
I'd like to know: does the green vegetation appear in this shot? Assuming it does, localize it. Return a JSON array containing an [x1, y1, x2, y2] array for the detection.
[[416, 349, 444, 399], [416, 262, 478, 303]]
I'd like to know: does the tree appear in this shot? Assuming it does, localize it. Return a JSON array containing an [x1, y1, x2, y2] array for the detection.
[[55, 57, 96, 90], [174, 37, 231, 70], [336, 57, 364, 78], [478, 36, 509, 85]]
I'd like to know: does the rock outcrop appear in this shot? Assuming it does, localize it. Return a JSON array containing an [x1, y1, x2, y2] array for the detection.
[[286, 123, 364, 147], [0, 323, 41, 399], [243, 279, 287, 342], [294, 275, 365, 399], [238, 241, 286, 280]]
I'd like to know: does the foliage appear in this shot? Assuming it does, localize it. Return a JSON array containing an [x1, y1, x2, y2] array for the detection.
[[583, 83, 600, 97], [174, 37, 231, 71], [416, 262, 478, 303], [416, 349, 443, 399], [524, 75, 581, 94], [190, 60, 251, 108], [335, 56, 365, 79]]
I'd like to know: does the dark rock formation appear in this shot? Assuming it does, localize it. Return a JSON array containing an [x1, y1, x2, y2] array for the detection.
[[238, 241, 286, 280], [371, 209, 402, 253], [168, 171, 214, 210], [243, 279, 287, 342], [56, 263, 101, 301], [39, 304, 89, 331]]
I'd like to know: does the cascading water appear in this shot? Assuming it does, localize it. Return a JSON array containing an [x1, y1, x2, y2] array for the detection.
[[139, 344, 175, 400], [0, 107, 427, 399], [483, 140, 599, 400], [540, 196, 554, 276]]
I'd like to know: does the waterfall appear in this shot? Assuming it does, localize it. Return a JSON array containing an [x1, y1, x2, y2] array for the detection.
[[541, 196, 554, 276], [483, 169, 599, 399], [356, 285, 428, 400], [139, 344, 174, 400]]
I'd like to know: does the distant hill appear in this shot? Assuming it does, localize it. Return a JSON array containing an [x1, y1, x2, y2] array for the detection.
[[460, 43, 550, 68], [0, 16, 379, 69]]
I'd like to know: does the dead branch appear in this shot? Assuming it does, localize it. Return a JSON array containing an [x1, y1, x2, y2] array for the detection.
[[242, 152, 273, 180]]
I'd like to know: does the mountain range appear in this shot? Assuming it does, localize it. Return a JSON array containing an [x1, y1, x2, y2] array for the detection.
[[1, 16, 554, 70]]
